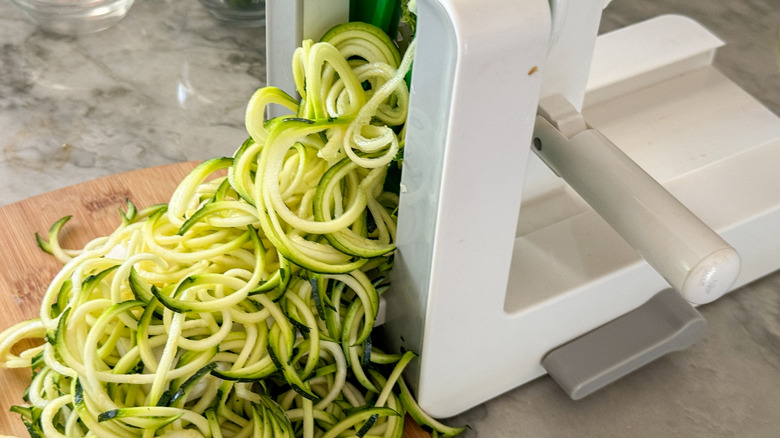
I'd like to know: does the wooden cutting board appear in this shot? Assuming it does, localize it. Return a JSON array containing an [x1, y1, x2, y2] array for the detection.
[[0, 162, 430, 437]]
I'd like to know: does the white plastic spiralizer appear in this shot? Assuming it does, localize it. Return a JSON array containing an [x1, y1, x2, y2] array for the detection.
[[265, 0, 780, 418]]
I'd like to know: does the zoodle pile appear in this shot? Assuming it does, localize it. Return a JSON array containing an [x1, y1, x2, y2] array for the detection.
[[0, 17, 464, 438]]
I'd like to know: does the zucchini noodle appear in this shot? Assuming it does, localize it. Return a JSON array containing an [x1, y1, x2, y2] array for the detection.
[[0, 21, 465, 438]]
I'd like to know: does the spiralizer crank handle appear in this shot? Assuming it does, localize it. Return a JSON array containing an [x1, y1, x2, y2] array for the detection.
[[532, 96, 740, 305]]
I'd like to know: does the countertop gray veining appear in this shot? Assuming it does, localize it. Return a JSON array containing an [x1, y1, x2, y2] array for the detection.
[[1, 0, 266, 205], [1, 0, 779, 437]]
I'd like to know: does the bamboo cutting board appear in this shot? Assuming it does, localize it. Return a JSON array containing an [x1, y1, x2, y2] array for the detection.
[[0, 162, 430, 438]]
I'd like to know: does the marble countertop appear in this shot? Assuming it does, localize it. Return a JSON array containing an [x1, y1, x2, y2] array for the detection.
[[0, 0, 267, 205], [1, 0, 778, 437]]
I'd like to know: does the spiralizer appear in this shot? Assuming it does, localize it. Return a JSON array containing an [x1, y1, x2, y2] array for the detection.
[[265, 0, 780, 417]]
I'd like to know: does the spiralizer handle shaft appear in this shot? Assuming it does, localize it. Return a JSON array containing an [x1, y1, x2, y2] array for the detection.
[[532, 101, 740, 305]]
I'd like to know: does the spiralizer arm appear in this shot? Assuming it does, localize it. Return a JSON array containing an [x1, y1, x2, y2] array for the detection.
[[533, 95, 741, 304]]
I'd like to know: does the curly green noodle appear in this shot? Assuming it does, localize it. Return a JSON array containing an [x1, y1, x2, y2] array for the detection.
[[0, 22, 463, 438]]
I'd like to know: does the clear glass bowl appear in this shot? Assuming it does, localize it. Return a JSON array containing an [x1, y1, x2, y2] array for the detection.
[[198, 0, 265, 27], [10, 0, 135, 35]]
